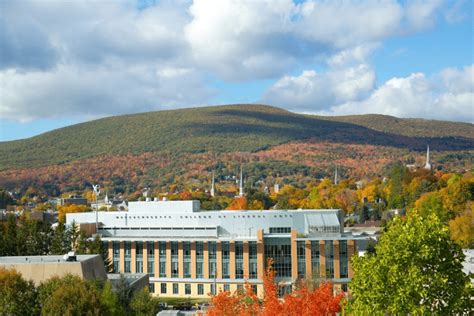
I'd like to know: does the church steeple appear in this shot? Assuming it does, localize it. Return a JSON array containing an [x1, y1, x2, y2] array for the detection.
[[210, 171, 215, 197], [239, 164, 244, 197], [334, 166, 338, 185], [424, 145, 431, 170]]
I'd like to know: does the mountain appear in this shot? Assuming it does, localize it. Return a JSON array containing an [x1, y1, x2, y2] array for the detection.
[[0, 104, 472, 194], [0, 104, 473, 171]]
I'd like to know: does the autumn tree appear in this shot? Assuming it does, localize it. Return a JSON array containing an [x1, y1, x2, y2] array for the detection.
[[58, 204, 91, 223], [449, 202, 474, 248], [207, 259, 343, 316], [348, 213, 472, 314], [225, 196, 248, 210], [0, 267, 39, 316]]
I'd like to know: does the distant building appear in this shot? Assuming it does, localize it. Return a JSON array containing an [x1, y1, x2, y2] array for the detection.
[[59, 195, 88, 206], [67, 200, 369, 298], [0, 253, 149, 292], [0, 254, 107, 285]]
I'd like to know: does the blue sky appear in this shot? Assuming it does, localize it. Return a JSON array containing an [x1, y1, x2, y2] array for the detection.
[[0, 0, 472, 142]]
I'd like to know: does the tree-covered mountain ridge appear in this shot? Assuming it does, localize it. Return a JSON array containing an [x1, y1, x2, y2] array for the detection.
[[0, 104, 473, 171]]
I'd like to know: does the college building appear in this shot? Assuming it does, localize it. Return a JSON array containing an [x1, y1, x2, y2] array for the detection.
[[67, 200, 367, 298]]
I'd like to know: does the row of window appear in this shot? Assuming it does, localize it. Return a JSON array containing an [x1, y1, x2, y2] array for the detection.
[[156, 283, 257, 296], [111, 240, 350, 279], [114, 213, 294, 220]]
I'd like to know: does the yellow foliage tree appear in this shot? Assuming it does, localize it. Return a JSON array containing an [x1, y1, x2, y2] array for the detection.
[[449, 202, 474, 248], [58, 204, 91, 223]]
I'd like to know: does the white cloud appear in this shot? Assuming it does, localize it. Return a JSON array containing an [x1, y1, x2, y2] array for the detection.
[[262, 63, 376, 111], [318, 65, 474, 122], [0, 63, 213, 122], [0, 0, 460, 122]]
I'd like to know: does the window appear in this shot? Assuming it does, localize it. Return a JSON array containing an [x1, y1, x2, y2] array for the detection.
[[124, 241, 131, 273], [147, 241, 154, 276], [264, 240, 291, 277], [173, 283, 179, 294], [183, 242, 191, 278], [198, 284, 204, 295], [171, 242, 179, 278], [340, 240, 348, 278], [112, 241, 120, 273], [159, 241, 166, 277], [311, 241, 320, 277], [210, 284, 216, 295], [325, 241, 334, 278], [136, 241, 143, 273], [149, 283, 155, 294], [208, 242, 217, 278], [185, 284, 191, 295], [297, 241, 306, 278], [252, 285, 258, 295], [196, 242, 204, 278], [269, 227, 291, 234], [235, 242, 244, 278], [160, 283, 167, 294], [224, 284, 230, 292], [222, 242, 230, 279], [249, 241, 257, 278], [237, 284, 244, 292]]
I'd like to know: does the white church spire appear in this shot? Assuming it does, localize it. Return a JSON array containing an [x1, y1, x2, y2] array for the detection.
[[239, 164, 244, 197], [424, 145, 431, 170], [210, 171, 215, 197], [334, 166, 338, 185]]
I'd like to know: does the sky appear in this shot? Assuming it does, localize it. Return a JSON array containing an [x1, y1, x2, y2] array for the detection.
[[0, 0, 472, 142]]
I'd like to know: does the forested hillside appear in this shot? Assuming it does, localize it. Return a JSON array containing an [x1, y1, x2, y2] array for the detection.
[[0, 104, 473, 170], [0, 104, 472, 194]]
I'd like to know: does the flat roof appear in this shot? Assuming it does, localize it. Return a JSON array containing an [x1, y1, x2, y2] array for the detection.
[[0, 254, 99, 264]]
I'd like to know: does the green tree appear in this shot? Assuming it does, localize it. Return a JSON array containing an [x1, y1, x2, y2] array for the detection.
[[348, 213, 472, 315], [100, 281, 125, 316], [50, 221, 72, 255], [40, 275, 104, 316], [3, 214, 17, 256], [130, 287, 161, 316], [0, 267, 39, 315], [88, 235, 113, 272]]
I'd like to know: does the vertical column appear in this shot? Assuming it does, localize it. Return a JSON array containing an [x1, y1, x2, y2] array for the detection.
[[334, 240, 340, 279], [119, 241, 125, 273], [190, 241, 196, 278], [243, 241, 249, 279], [143, 241, 148, 274], [229, 241, 236, 279], [291, 230, 298, 281], [256, 230, 264, 280], [216, 241, 222, 279], [166, 241, 172, 278], [203, 241, 209, 279], [131, 241, 136, 273], [154, 242, 159, 278], [305, 240, 312, 278], [108, 241, 113, 266], [178, 241, 184, 278], [348, 240, 356, 278], [319, 240, 326, 278]]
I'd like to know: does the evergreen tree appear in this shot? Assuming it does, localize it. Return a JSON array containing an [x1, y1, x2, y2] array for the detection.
[[50, 222, 72, 255]]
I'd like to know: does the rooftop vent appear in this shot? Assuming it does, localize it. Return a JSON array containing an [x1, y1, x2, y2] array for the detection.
[[63, 251, 77, 262]]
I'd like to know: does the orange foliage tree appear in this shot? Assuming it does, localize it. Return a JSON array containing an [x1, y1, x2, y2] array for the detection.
[[207, 259, 344, 316], [225, 196, 248, 210]]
